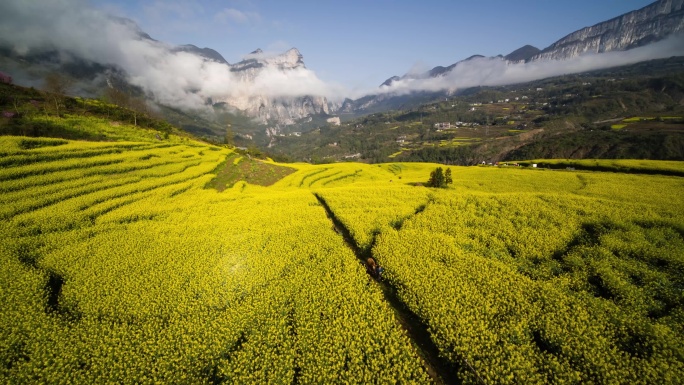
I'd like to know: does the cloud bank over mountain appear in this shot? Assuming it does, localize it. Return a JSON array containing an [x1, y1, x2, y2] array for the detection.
[[0, 0, 343, 110], [376, 35, 684, 97], [1, 0, 682, 112]]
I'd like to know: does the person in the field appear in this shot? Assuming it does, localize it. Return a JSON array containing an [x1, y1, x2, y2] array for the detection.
[[366, 257, 384, 279]]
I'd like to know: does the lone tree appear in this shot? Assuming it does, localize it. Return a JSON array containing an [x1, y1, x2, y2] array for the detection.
[[426, 167, 453, 188], [44, 72, 72, 117]]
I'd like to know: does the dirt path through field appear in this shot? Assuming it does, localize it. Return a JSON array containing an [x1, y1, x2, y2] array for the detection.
[[313, 193, 464, 385]]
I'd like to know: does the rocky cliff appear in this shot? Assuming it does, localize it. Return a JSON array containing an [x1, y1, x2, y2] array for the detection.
[[216, 48, 336, 128], [531, 0, 684, 61]]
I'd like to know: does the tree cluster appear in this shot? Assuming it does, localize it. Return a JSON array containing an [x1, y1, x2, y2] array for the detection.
[[426, 167, 452, 188]]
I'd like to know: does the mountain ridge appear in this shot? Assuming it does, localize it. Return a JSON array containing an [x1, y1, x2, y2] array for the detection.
[[217, 47, 335, 129], [361, 0, 684, 115], [173, 44, 229, 65], [504, 45, 541, 63], [1, 0, 683, 140], [380, 0, 683, 89], [531, 0, 684, 61]]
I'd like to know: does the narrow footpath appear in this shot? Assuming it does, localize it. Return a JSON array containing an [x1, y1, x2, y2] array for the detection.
[[313, 193, 462, 385]]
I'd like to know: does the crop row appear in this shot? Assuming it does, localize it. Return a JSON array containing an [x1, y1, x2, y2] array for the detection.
[[320, 170, 684, 383], [316, 185, 431, 250], [0, 138, 432, 383]]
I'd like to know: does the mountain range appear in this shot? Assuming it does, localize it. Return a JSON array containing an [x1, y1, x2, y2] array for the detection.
[[355, 0, 684, 112], [0, 0, 682, 140]]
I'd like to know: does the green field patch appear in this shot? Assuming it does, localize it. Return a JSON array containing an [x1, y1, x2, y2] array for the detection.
[[205, 154, 296, 191], [17, 137, 69, 149], [385, 163, 405, 175], [611, 124, 627, 129]]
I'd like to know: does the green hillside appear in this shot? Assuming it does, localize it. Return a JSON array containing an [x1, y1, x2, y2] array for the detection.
[[0, 82, 193, 143]]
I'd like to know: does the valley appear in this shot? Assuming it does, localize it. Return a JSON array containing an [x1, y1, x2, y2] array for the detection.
[[269, 57, 684, 163], [1, 0, 684, 383]]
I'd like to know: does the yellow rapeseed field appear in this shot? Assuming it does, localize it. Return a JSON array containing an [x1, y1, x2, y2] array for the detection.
[[1, 135, 682, 384]]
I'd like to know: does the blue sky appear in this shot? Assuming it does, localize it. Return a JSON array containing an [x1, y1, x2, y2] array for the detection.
[[94, 0, 655, 90]]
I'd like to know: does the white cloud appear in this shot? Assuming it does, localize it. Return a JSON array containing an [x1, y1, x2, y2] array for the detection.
[[376, 35, 684, 97], [0, 0, 344, 110], [0, 0, 681, 114]]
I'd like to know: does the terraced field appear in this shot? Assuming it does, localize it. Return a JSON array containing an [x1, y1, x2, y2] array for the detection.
[[1, 135, 683, 384]]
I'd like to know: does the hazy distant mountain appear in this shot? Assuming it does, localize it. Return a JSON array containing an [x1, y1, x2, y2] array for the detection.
[[2, 0, 682, 138], [380, 54, 487, 88], [504, 45, 541, 63], [172, 44, 229, 65]]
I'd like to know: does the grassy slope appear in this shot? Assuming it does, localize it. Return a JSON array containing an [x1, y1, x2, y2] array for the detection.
[[0, 82, 195, 143]]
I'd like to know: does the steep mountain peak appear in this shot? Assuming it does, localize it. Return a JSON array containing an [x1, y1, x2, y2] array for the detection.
[[108, 16, 156, 42], [381, 76, 401, 87], [264, 48, 305, 69], [232, 47, 306, 73], [463, 54, 485, 61], [217, 46, 329, 127], [286, 47, 301, 55], [504, 45, 541, 62]]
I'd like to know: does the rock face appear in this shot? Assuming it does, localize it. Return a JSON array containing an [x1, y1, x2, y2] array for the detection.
[[326, 116, 341, 126], [531, 0, 684, 61], [217, 48, 336, 127], [226, 93, 332, 126]]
